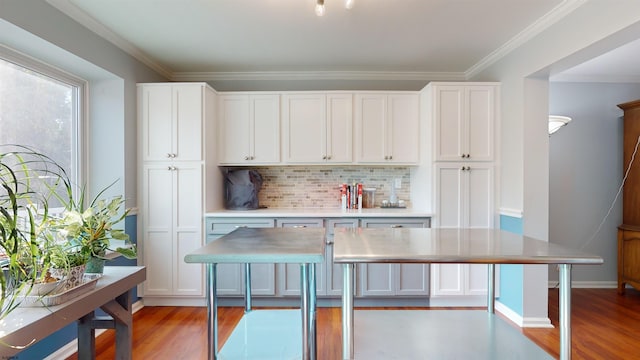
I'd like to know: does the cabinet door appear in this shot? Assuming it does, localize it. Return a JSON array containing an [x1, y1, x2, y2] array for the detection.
[[276, 218, 325, 296], [251, 95, 280, 163], [282, 94, 326, 163], [434, 164, 464, 228], [388, 94, 419, 164], [434, 85, 495, 162], [206, 235, 243, 296], [355, 94, 387, 163], [218, 95, 250, 164], [141, 164, 174, 295], [173, 163, 203, 296], [434, 86, 465, 161], [141, 85, 173, 162], [325, 219, 359, 296], [326, 94, 353, 163], [466, 86, 495, 161], [359, 219, 430, 297], [173, 85, 203, 161]]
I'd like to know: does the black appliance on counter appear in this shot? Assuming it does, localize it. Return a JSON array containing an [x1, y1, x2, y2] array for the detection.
[[224, 169, 263, 210]]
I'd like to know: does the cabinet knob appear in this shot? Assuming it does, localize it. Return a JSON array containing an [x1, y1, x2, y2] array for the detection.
[[322, 155, 327, 160], [167, 153, 172, 158], [250, 156, 255, 160], [389, 155, 392, 160], [384, 156, 389, 160], [327, 155, 332, 160], [245, 156, 250, 160]]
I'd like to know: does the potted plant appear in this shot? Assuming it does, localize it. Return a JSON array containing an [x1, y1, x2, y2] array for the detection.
[[49, 184, 136, 276], [0, 146, 62, 318]]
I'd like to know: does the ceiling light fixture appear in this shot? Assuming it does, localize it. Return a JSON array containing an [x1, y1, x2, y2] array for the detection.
[[315, 0, 354, 16], [548, 115, 572, 135], [315, 0, 326, 16]]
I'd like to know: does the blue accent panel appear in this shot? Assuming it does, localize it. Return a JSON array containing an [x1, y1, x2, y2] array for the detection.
[[14, 214, 138, 359], [499, 214, 524, 315]]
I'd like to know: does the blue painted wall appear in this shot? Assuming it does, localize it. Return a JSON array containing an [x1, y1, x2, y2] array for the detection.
[[14, 215, 138, 359], [498, 214, 524, 315]]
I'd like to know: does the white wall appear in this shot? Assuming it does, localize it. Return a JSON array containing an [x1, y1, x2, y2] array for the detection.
[[470, 2, 640, 318], [549, 82, 640, 284]]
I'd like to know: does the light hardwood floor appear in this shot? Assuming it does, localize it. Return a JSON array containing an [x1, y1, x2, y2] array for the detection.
[[66, 288, 640, 359]]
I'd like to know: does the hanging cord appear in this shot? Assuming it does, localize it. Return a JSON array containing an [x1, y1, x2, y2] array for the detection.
[[578, 133, 640, 250], [551, 134, 640, 289]]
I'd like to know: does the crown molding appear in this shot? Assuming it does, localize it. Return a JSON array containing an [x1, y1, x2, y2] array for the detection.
[[550, 73, 640, 83], [46, 0, 173, 79], [171, 71, 466, 82], [465, 0, 587, 79]]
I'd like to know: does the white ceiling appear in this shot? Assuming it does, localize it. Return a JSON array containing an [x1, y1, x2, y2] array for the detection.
[[47, 0, 640, 89]]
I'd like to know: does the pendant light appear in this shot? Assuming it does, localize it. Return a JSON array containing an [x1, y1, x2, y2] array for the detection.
[[315, 0, 325, 16]]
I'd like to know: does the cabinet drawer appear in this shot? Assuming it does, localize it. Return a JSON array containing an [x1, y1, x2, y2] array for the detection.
[[360, 218, 430, 228], [206, 217, 275, 235], [276, 218, 324, 228]]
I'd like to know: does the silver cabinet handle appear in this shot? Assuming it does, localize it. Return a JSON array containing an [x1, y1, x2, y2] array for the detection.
[[293, 225, 307, 228], [391, 225, 403, 228]]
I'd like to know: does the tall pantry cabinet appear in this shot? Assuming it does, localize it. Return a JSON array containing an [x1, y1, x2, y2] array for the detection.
[[138, 83, 216, 305], [425, 82, 500, 303]]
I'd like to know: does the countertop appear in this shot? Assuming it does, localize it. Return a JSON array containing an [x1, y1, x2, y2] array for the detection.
[[333, 228, 604, 265], [205, 208, 433, 218], [184, 227, 325, 264]]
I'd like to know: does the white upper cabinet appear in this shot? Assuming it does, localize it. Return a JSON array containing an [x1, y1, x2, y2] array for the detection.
[[218, 93, 280, 165], [140, 84, 204, 162], [282, 93, 353, 164], [355, 93, 419, 164], [432, 84, 497, 162]]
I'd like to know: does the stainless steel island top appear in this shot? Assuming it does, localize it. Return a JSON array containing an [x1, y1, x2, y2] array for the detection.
[[185, 227, 326, 264], [333, 227, 604, 265], [333, 228, 603, 360]]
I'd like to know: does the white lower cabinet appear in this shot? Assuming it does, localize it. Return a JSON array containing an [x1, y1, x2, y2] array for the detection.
[[359, 219, 431, 297], [205, 218, 276, 296], [142, 163, 204, 297], [431, 163, 498, 302]]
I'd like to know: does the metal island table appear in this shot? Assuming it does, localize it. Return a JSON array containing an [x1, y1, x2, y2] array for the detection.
[[184, 227, 325, 360], [333, 228, 603, 360]]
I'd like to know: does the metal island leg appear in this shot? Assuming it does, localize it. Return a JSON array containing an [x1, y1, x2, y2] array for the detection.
[[300, 263, 318, 360], [342, 263, 355, 360], [206, 263, 218, 360], [559, 264, 572, 360]]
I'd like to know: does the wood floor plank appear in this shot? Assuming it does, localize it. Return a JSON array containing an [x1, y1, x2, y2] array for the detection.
[[65, 288, 640, 359]]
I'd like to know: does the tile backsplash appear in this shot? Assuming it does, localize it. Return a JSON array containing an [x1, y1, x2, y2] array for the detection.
[[223, 166, 412, 209]]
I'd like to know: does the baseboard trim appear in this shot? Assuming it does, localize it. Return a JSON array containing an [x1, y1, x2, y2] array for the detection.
[[495, 301, 553, 328], [44, 300, 145, 360], [547, 280, 617, 289]]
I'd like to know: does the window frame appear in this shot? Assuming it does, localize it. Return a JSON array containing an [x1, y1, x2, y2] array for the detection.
[[0, 45, 88, 195]]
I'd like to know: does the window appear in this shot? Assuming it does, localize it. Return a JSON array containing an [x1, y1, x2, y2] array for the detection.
[[0, 50, 85, 205]]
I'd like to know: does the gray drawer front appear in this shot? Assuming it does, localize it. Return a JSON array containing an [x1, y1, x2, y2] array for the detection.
[[206, 217, 275, 235]]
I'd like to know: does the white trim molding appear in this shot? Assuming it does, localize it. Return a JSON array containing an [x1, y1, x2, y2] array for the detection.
[[495, 301, 553, 328], [499, 207, 524, 218]]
